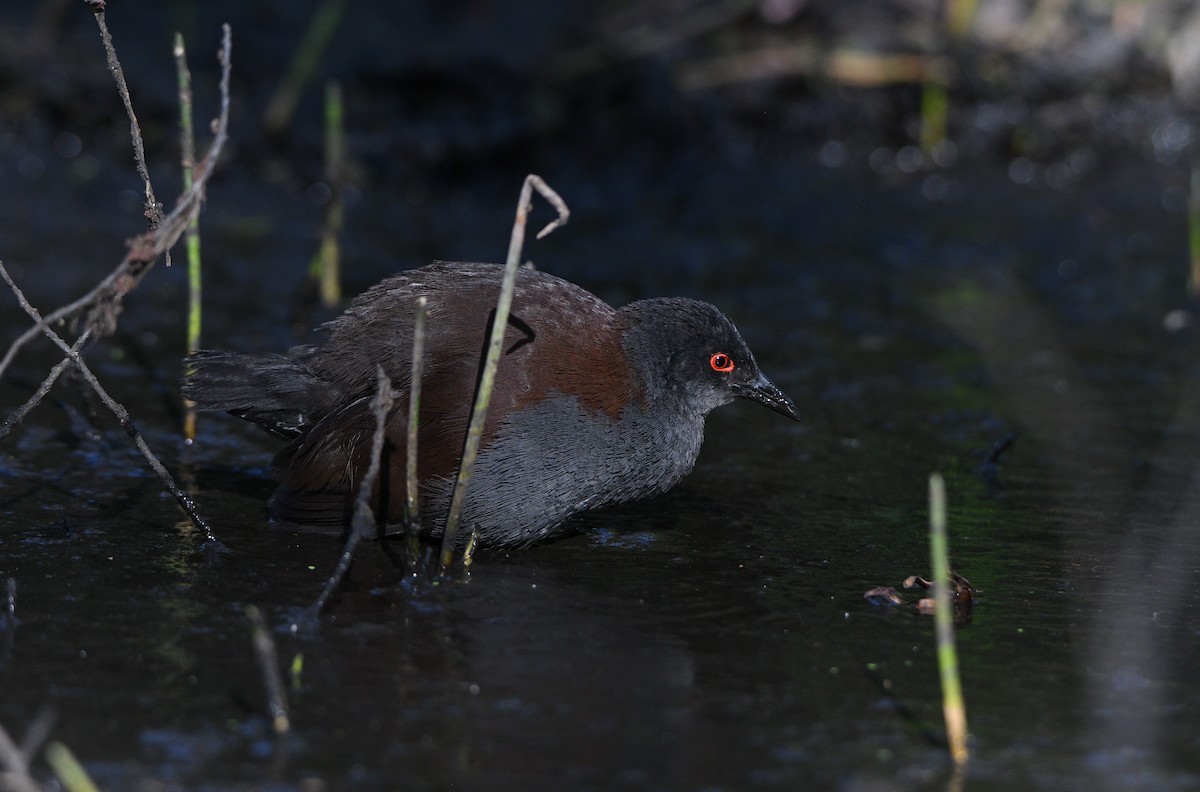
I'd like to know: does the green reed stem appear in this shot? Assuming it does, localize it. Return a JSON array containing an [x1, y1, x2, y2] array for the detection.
[[919, 77, 948, 155], [310, 80, 344, 307], [929, 472, 968, 766], [263, 0, 347, 134], [439, 175, 569, 569], [175, 32, 202, 441], [45, 741, 100, 792]]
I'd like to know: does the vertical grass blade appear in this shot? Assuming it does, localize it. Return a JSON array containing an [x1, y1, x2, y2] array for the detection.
[[919, 77, 948, 155], [437, 236, 521, 569], [45, 741, 100, 792], [929, 472, 969, 766], [175, 32, 202, 441], [262, 0, 347, 134], [310, 79, 344, 308]]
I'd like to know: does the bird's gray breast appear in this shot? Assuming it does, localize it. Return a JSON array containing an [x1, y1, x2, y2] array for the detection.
[[424, 394, 705, 546]]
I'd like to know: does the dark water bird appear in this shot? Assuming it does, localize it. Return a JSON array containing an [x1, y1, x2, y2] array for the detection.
[[184, 261, 799, 547]]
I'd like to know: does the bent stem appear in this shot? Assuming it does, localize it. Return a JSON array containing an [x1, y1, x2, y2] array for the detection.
[[929, 472, 968, 767], [439, 175, 569, 569]]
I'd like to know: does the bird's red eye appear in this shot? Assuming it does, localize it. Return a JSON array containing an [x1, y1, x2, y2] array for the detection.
[[710, 353, 734, 373]]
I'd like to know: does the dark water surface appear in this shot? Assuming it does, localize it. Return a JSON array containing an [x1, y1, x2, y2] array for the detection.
[[4, 4, 1200, 791], [4, 154, 1199, 790]]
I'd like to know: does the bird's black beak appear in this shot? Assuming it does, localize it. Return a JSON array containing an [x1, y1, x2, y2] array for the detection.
[[735, 370, 800, 421]]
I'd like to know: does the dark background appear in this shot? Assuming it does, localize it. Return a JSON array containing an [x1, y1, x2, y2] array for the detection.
[[2, 2, 1200, 790]]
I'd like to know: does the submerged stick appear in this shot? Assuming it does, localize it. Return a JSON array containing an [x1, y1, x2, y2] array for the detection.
[[405, 296, 427, 565], [245, 605, 290, 735], [929, 473, 968, 766], [439, 175, 569, 568], [175, 32, 203, 441], [0, 261, 221, 549], [312, 367, 393, 613]]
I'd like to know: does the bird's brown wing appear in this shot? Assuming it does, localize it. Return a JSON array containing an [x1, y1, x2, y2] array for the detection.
[[271, 262, 627, 528]]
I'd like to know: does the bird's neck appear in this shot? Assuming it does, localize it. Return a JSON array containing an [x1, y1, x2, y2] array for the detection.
[[609, 392, 707, 501]]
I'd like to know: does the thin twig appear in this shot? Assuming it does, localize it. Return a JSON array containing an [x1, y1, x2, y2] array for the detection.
[[311, 367, 393, 613], [404, 296, 427, 566], [0, 330, 90, 441], [89, 0, 162, 230], [0, 23, 231, 381], [0, 721, 32, 782], [1, 294, 92, 382], [16, 708, 54, 769], [0, 708, 54, 792], [354, 367, 393, 538], [245, 605, 290, 735], [439, 175, 569, 568], [0, 261, 222, 549]]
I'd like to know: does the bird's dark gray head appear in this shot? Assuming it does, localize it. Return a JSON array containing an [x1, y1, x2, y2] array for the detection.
[[618, 298, 800, 421]]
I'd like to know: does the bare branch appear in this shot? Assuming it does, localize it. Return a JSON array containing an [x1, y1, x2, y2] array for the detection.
[[0, 23, 232, 381], [89, 0, 162, 229], [0, 261, 222, 549], [0, 330, 90, 441]]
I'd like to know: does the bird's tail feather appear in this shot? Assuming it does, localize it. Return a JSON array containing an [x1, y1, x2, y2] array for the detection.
[[183, 349, 334, 437]]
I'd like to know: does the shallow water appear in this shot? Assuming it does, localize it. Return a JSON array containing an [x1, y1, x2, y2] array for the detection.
[[4, 4, 1200, 791], [5, 153, 1199, 790]]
